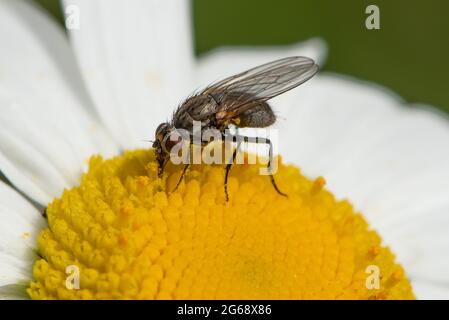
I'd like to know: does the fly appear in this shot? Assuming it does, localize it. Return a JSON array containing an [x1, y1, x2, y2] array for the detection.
[[152, 56, 319, 201]]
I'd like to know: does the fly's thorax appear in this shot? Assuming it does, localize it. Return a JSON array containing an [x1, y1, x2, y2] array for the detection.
[[173, 94, 218, 131]]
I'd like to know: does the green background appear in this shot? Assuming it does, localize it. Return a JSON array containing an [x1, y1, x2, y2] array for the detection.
[[35, 0, 449, 113]]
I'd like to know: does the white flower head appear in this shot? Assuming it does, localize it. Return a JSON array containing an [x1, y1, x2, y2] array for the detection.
[[0, 0, 448, 299]]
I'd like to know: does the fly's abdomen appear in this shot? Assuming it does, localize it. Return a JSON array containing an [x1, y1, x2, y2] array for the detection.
[[238, 103, 276, 128]]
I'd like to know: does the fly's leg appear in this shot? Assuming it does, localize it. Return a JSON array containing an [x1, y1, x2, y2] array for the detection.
[[157, 158, 168, 177], [172, 164, 190, 193], [264, 137, 287, 197], [224, 133, 287, 198], [223, 135, 243, 202], [172, 137, 194, 192]]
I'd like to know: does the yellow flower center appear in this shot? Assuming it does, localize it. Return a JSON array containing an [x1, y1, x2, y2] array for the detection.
[[27, 149, 414, 299]]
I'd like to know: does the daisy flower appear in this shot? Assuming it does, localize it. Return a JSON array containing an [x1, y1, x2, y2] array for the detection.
[[1, 0, 448, 299]]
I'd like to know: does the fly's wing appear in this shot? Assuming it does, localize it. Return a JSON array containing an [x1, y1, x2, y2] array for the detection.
[[202, 56, 319, 120]]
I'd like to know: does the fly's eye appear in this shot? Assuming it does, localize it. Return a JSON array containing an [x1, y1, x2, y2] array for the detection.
[[155, 123, 171, 143], [155, 123, 168, 136]]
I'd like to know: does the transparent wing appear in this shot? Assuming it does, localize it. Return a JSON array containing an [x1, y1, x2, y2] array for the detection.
[[203, 56, 319, 117]]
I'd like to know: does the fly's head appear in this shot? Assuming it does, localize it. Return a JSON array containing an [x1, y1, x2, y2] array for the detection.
[[153, 122, 175, 173]]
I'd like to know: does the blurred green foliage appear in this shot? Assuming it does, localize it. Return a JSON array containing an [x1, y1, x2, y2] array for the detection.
[[35, 0, 449, 113]]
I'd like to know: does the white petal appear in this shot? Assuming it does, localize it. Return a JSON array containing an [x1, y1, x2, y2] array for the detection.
[[411, 280, 449, 300], [63, 0, 195, 148], [0, 0, 119, 205], [195, 38, 327, 88], [0, 181, 45, 298], [0, 283, 29, 300], [278, 73, 449, 299]]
